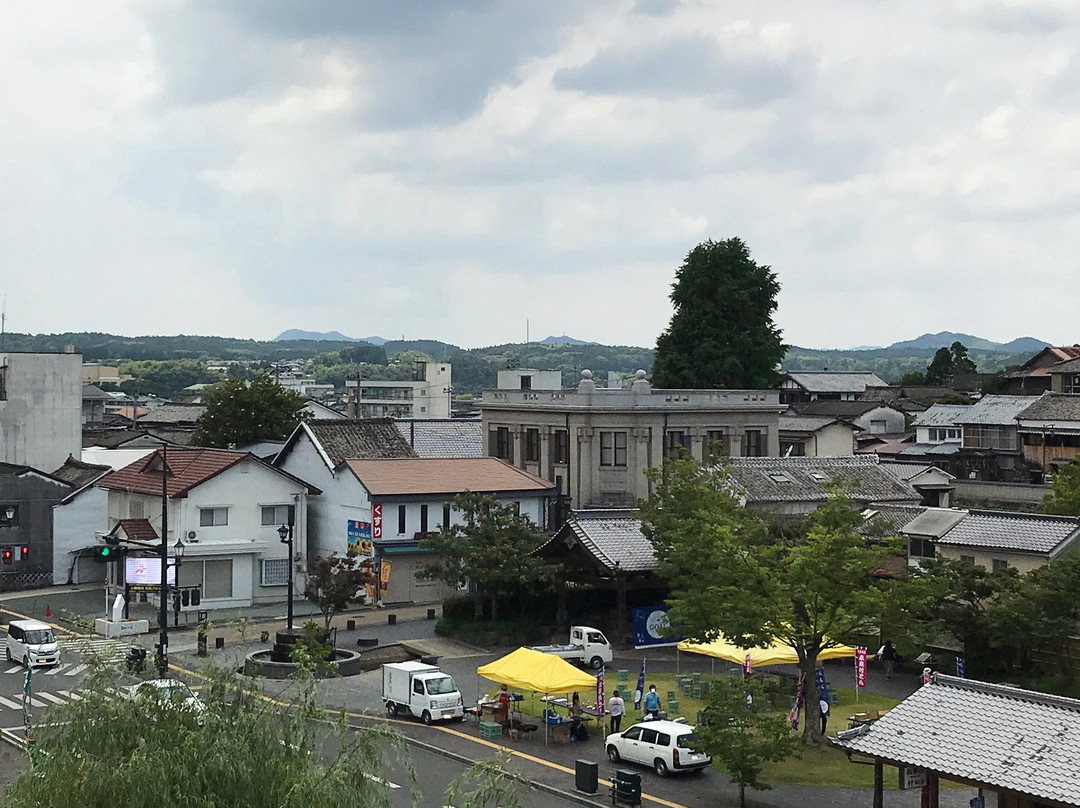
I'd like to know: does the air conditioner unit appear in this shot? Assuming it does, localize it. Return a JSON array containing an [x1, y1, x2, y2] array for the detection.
[[186, 530, 198, 541]]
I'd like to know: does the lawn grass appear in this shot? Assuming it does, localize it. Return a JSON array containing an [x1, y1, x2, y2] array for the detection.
[[489, 672, 921, 789]]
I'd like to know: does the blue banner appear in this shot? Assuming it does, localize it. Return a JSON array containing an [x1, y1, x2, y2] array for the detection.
[[815, 667, 829, 704], [632, 606, 682, 649], [956, 657, 965, 678], [634, 659, 646, 710]]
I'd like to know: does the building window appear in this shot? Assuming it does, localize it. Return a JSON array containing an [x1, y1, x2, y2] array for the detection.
[[0, 505, 17, 527], [420, 504, 429, 534], [261, 505, 294, 526], [129, 500, 144, 519], [779, 440, 806, 458], [442, 502, 451, 528], [600, 431, 627, 467], [398, 505, 407, 536], [1066, 374, 1080, 395], [553, 430, 570, 465], [869, 420, 888, 434], [520, 375, 532, 390], [492, 427, 512, 461], [0, 366, 6, 401], [260, 558, 290, 586], [959, 555, 975, 564], [179, 558, 233, 599], [705, 430, 729, 463], [664, 431, 691, 458], [992, 558, 1009, 572], [742, 430, 764, 457], [524, 428, 541, 462], [929, 427, 960, 442], [199, 507, 229, 527], [909, 538, 936, 559]]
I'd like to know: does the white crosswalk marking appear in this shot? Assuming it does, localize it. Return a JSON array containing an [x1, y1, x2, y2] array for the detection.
[[363, 773, 401, 790], [37, 693, 67, 705], [65, 664, 88, 677], [28, 697, 47, 708], [0, 696, 22, 710], [58, 690, 81, 701], [4, 667, 22, 675], [44, 664, 72, 676]]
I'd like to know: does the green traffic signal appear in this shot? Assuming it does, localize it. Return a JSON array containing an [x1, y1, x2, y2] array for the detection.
[[93, 545, 117, 563]]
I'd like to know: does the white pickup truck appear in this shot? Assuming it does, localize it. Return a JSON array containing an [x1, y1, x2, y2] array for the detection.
[[531, 625, 613, 670], [382, 661, 465, 725]]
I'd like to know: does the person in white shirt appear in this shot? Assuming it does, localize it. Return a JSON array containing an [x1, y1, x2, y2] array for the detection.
[[608, 689, 626, 733]]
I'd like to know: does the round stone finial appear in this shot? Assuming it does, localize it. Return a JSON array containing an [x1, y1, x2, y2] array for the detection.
[[635, 369, 647, 380], [581, 369, 593, 380]]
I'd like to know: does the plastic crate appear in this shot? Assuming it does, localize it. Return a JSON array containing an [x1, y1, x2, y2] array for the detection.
[[479, 721, 503, 740]]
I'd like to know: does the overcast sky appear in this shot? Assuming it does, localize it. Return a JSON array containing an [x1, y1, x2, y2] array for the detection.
[[3, 1, 1078, 350]]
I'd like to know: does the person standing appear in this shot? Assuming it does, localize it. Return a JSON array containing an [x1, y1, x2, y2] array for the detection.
[[879, 641, 897, 680], [643, 684, 661, 720], [497, 683, 511, 724], [570, 692, 583, 740], [609, 689, 626, 733]]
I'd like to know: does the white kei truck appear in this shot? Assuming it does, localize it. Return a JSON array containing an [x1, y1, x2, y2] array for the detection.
[[382, 661, 465, 725], [531, 625, 614, 670]]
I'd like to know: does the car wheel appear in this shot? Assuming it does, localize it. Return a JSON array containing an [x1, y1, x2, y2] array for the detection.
[[654, 758, 669, 777], [422, 710, 433, 726], [386, 702, 398, 718], [607, 745, 621, 763], [23, 656, 29, 668], [4, 647, 10, 662], [590, 656, 604, 670]]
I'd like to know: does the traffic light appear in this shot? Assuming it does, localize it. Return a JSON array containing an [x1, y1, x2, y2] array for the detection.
[[20, 545, 29, 560], [1, 548, 12, 565], [92, 546, 115, 563]]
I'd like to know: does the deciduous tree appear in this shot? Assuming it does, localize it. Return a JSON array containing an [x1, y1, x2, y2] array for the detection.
[[304, 553, 374, 629], [652, 238, 784, 389], [640, 457, 903, 744], [1044, 461, 1080, 516], [418, 492, 553, 622], [696, 677, 801, 808], [192, 375, 307, 448]]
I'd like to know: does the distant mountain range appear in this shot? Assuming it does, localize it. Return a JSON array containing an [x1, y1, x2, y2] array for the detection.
[[273, 330, 598, 347], [878, 332, 1048, 354]]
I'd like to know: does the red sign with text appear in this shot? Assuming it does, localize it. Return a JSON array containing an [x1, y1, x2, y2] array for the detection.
[[372, 504, 382, 539], [855, 646, 867, 688]]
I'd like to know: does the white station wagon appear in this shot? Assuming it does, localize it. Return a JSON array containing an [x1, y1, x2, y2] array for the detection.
[[605, 719, 711, 776]]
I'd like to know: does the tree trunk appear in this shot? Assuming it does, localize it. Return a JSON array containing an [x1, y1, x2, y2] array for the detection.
[[739, 783, 746, 808], [800, 653, 822, 745]]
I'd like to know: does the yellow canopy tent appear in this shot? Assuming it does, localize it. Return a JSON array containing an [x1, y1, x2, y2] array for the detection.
[[477, 647, 597, 693], [677, 636, 856, 667], [476, 647, 598, 745]]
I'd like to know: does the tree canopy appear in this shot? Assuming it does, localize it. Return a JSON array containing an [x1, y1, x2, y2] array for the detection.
[[304, 553, 375, 629], [924, 341, 978, 384], [191, 375, 307, 448], [651, 238, 784, 389], [418, 492, 553, 622], [640, 457, 903, 744], [3, 664, 411, 808], [1044, 461, 1080, 516]]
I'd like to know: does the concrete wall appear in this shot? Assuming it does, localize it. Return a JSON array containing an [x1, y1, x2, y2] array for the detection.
[[937, 545, 1047, 574], [951, 480, 1049, 508], [53, 486, 108, 585], [0, 352, 81, 472]]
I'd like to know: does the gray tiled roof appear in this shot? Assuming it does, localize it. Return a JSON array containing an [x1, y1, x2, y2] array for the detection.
[[798, 400, 888, 418], [395, 419, 483, 458], [1050, 356, 1080, 374], [913, 404, 971, 428], [303, 419, 417, 466], [937, 510, 1080, 555], [541, 510, 656, 573], [861, 503, 927, 533], [727, 456, 920, 505], [778, 414, 848, 433], [1016, 392, 1080, 423], [880, 462, 947, 482], [954, 395, 1033, 425], [833, 674, 1080, 805], [139, 404, 208, 424], [50, 456, 112, 490], [898, 442, 961, 457], [785, 371, 888, 393]]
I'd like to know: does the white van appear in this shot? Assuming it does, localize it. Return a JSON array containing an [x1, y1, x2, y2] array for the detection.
[[6, 620, 60, 667]]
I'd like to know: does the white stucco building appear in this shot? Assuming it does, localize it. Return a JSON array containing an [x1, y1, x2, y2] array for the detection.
[[358, 360, 452, 419], [1, 351, 82, 472]]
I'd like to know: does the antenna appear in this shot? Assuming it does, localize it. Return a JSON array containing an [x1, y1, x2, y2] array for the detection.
[[1, 295, 6, 350], [526, 318, 529, 344]]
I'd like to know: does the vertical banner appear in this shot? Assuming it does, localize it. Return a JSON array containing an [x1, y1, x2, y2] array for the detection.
[[815, 667, 829, 704], [372, 503, 383, 539], [633, 658, 646, 710], [956, 657, 966, 678], [379, 558, 391, 593], [743, 653, 752, 678], [855, 647, 868, 689], [597, 667, 605, 720], [347, 520, 373, 557], [789, 678, 804, 730]]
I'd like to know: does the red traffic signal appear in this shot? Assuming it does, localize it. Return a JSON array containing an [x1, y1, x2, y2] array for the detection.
[[20, 545, 28, 560], [1, 548, 12, 565]]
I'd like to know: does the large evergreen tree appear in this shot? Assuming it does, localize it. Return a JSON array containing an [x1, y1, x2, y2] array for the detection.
[[652, 238, 784, 389], [192, 375, 307, 448]]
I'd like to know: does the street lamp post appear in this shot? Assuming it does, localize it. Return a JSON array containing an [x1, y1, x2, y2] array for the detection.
[[157, 444, 169, 677], [277, 522, 294, 632]]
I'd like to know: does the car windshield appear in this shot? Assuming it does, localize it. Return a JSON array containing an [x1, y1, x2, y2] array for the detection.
[[425, 676, 457, 695], [676, 732, 702, 750], [24, 629, 54, 645], [141, 682, 194, 702]]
